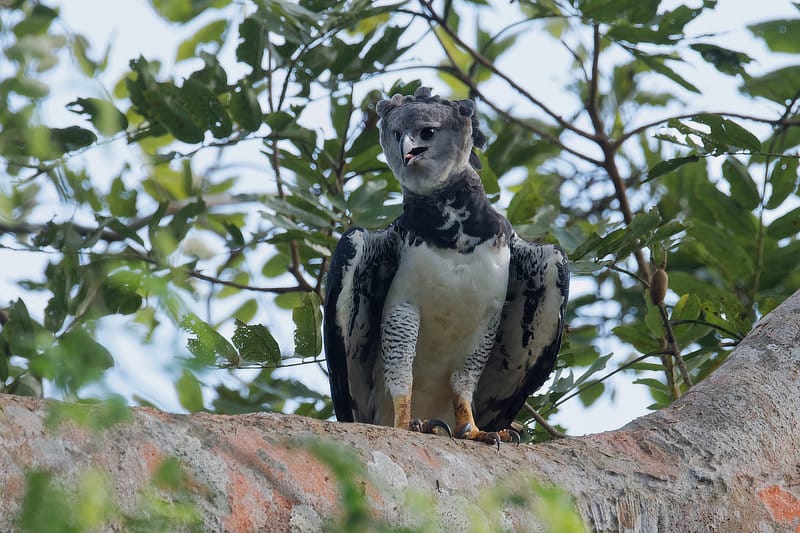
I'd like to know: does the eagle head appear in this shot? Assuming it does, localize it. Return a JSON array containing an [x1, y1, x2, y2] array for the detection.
[[376, 87, 487, 196]]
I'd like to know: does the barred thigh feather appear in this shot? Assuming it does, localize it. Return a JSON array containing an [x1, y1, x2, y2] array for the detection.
[[473, 237, 569, 431]]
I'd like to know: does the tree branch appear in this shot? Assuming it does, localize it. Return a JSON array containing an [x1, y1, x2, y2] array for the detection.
[[1, 290, 798, 530]]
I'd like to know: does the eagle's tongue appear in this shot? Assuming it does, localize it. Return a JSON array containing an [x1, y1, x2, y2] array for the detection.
[[405, 146, 427, 163]]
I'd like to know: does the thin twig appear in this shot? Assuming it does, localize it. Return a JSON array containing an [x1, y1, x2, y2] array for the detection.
[[552, 350, 669, 408], [658, 303, 693, 388], [523, 403, 567, 439], [418, 0, 599, 143]]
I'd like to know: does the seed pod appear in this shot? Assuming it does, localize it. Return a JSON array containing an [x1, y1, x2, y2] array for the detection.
[[650, 268, 668, 306]]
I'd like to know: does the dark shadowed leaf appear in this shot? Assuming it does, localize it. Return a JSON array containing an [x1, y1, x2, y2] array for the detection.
[[232, 320, 281, 364], [690, 43, 752, 76], [67, 97, 128, 135], [229, 81, 262, 131], [722, 158, 760, 210], [646, 155, 701, 181], [766, 206, 800, 240], [49, 126, 97, 153]]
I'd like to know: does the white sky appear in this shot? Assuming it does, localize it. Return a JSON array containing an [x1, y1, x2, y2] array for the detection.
[[1, 0, 798, 435]]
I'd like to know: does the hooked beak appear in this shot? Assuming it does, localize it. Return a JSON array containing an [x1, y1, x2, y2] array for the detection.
[[400, 132, 428, 167]]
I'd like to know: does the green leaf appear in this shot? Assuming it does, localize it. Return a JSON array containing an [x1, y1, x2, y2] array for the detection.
[[767, 157, 799, 209], [177, 19, 227, 61], [635, 53, 700, 93], [232, 320, 281, 364], [49, 126, 97, 154], [690, 43, 751, 77], [67, 97, 128, 135], [148, 0, 230, 23], [181, 78, 232, 138], [176, 369, 204, 412], [109, 176, 138, 218], [580, 0, 659, 23], [37, 328, 114, 393], [18, 470, 73, 532], [748, 19, 800, 53], [292, 292, 322, 357], [742, 66, 800, 104], [766, 206, 800, 240], [722, 119, 761, 151], [646, 155, 701, 181], [692, 114, 762, 152], [644, 305, 666, 339], [3, 299, 42, 358], [722, 158, 760, 210], [237, 17, 265, 76], [100, 272, 143, 315], [671, 294, 702, 321], [181, 313, 238, 365], [613, 324, 661, 353], [228, 81, 262, 131], [13, 5, 58, 37], [578, 381, 605, 407]]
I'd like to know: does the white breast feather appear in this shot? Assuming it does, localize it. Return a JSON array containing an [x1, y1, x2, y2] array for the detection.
[[383, 240, 510, 423]]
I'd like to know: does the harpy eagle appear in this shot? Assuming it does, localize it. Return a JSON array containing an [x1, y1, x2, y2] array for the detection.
[[323, 87, 569, 446]]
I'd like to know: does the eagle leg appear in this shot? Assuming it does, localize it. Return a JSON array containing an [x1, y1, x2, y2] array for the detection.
[[453, 396, 516, 450]]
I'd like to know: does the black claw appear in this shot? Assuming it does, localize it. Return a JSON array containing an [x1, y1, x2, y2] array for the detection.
[[422, 418, 453, 438], [410, 418, 452, 438], [490, 432, 501, 451], [508, 429, 521, 446], [456, 422, 473, 439]]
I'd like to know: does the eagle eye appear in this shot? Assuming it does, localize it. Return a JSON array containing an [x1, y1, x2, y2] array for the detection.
[[420, 127, 436, 141], [393, 131, 401, 141]]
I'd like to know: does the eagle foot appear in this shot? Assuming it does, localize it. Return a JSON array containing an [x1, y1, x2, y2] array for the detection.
[[409, 417, 452, 438], [456, 423, 520, 450]]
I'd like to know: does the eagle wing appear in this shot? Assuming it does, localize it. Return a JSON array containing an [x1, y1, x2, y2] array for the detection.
[[474, 236, 569, 431], [323, 225, 400, 423]]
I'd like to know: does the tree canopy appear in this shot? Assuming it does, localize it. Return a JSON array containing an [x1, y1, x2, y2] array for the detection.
[[1, 0, 799, 442]]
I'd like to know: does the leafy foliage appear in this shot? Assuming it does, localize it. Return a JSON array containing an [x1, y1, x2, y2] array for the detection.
[[1, 0, 799, 450]]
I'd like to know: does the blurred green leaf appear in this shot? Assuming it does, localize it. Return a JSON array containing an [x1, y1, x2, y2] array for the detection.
[[742, 66, 800, 103], [748, 19, 800, 53], [181, 313, 238, 365], [722, 157, 760, 210], [232, 320, 281, 364], [236, 16, 265, 76], [766, 206, 800, 240], [177, 19, 227, 61], [67, 97, 128, 135], [647, 155, 701, 181], [13, 5, 58, 37], [176, 369, 204, 412], [690, 43, 752, 77], [229, 81, 262, 131], [293, 292, 322, 357], [767, 157, 799, 209]]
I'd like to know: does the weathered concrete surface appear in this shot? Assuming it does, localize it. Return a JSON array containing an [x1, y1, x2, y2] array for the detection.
[[1, 290, 799, 532]]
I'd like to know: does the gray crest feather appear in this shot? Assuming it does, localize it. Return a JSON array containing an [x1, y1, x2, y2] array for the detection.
[[376, 86, 487, 170]]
